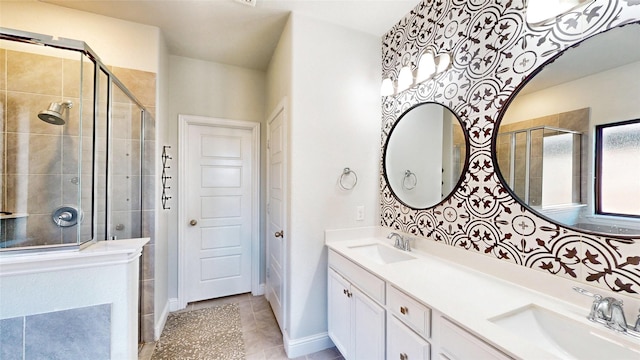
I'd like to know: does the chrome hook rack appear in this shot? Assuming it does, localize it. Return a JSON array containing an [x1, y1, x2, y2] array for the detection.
[[161, 146, 172, 210]]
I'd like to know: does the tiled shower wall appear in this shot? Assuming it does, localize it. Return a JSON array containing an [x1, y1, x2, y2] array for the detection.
[[380, 0, 640, 295], [110, 65, 157, 343], [1, 49, 94, 247], [0, 48, 157, 342]]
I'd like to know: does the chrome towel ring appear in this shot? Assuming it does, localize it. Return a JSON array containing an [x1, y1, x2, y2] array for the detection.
[[403, 170, 417, 190], [339, 167, 358, 190]]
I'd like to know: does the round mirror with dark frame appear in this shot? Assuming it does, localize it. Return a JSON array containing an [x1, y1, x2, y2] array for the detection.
[[494, 22, 640, 236], [384, 102, 468, 209]]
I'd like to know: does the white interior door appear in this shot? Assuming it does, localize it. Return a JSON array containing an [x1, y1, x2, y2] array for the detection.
[[266, 104, 287, 330], [184, 122, 254, 303]]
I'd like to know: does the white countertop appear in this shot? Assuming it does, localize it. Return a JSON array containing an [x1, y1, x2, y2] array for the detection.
[[325, 227, 640, 359], [0, 238, 149, 276]]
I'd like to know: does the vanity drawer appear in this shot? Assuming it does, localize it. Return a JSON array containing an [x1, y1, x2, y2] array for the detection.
[[328, 250, 385, 304], [388, 315, 430, 360], [438, 317, 511, 360], [388, 285, 431, 339]]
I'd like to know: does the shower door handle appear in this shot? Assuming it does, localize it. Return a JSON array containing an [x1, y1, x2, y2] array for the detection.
[[190, 219, 198, 226]]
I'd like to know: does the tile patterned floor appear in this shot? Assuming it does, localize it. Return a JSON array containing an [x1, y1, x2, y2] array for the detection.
[[139, 293, 344, 360]]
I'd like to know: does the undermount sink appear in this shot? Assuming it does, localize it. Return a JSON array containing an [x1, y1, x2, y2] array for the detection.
[[348, 243, 415, 265], [490, 305, 640, 359]]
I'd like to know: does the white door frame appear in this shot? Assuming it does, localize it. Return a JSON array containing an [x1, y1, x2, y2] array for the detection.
[[178, 114, 260, 310]]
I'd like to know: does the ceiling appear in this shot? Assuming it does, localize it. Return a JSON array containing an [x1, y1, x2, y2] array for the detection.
[[41, 0, 420, 70]]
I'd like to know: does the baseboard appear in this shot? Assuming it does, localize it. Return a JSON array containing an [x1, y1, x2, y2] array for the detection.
[[168, 298, 180, 312], [155, 300, 170, 341], [253, 283, 265, 296], [283, 331, 334, 358]]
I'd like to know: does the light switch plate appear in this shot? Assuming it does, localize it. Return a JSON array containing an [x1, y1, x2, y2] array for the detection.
[[356, 206, 365, 221]]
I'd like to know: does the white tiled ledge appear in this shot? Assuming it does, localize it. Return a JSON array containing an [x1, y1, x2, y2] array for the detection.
[[0, 213, 28, 220], [0, 238, 149, 277], [326, 226, 640, 359]]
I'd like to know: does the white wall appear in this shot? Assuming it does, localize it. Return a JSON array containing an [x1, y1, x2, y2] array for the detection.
[[266, 17, 293, 114], [155, 32, 171, 337], [503, 61, 640, 126], [167, 55, 266, 299], [285, 13, 382, 344], [0, 1, 159, 73]]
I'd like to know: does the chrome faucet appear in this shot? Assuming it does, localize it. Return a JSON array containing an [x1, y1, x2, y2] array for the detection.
[[388, 232, 403, 250], [403, 237, 412, 252], [387, 232, 411, 251], [608, 300, 628, 332], [574, 287, 640, 338]]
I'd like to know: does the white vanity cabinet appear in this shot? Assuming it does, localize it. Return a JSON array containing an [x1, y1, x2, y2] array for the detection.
[[328, 251, 386, 360], [327, 248, 511, 360]]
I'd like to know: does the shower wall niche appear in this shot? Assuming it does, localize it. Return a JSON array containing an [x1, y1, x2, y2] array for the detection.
[[0, 29, 152, 252]]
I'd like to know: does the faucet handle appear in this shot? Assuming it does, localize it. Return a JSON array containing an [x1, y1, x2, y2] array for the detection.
[[573, 287, 599, 298], [573, 287, 604, 322], [403, 237, 411, 252]]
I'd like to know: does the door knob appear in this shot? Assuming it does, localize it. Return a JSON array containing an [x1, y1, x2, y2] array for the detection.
[[190, 219, 198, 226], [275, 230, 284, 238]]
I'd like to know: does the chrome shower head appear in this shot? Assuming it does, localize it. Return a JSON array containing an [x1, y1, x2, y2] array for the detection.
[[38, 100, 73, 125]]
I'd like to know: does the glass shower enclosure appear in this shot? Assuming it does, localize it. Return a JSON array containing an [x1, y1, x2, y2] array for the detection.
[[497, 126, 582, 208], [0, 28, 148, 252]]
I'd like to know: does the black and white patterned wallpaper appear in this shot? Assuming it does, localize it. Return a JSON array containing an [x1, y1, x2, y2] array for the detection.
[[380, 0, 640, 295]]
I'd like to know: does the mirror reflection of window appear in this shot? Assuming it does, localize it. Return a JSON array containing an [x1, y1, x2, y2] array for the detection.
[[596, 120, 640, 217], [496, 24, 640, 235]]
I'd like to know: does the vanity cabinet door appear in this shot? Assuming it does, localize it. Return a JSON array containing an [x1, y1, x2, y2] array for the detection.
[[328, 269, 352, 358], [328, 267, 385, 360], [352, 286, 385, 360], [388, 315, 430, 360]]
